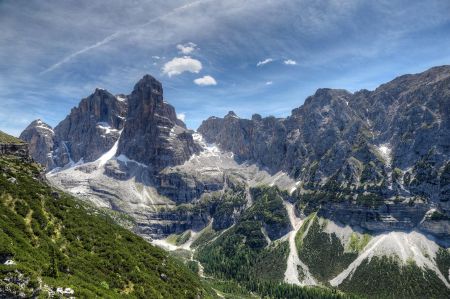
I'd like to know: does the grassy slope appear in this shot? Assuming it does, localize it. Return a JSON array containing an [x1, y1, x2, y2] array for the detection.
[[0, 131, 24, 144], [0, 155, 209, 298]]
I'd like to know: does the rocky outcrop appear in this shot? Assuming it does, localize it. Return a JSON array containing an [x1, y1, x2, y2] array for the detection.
[[198, 66, 450, 205], [53, 88, 127, 165], [0, 143, 29, 159], [117, 75, 200, 171], [19, 119, 54, 168], [22, 89, 128, 169], [28, 66, 450, 242]]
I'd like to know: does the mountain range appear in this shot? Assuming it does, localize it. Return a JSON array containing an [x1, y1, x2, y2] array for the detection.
[[17, 65, 450, 298]]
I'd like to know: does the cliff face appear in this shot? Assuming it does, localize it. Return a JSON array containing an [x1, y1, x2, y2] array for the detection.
[[198, 66, 450, 206], [21, 66, 450, 242], [53, 88, 127, 165], [117, 75, 200, 171], [0, 143, 29, 159], [19, 119, 54, 168]]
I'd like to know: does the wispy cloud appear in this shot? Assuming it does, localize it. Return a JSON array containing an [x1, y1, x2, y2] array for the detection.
[[283, 59, 297, 65], [39, 0, 211, 74], [1, 0, 450, 134], [256, 58, 274, 67], [177, 42, 197, 54]]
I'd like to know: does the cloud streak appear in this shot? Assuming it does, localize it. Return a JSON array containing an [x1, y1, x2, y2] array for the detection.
[[256, 58, 274, 66], [40, 0, 210, 74]]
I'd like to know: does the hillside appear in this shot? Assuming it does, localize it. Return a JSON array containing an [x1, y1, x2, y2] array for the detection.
[[0, 131, 23, 144], [0, 154, 209, 298]]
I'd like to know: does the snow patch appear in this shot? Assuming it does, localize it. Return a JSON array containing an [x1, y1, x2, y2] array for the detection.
[[116, 154, 148, 168], [96, 130, 122, 167], [377, 144, 392, 166], [191, 133, 221, 158], [116, 95, 126, 102], [96, 122, 119, 135]]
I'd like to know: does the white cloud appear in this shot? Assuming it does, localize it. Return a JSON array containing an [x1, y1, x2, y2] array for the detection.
[[162, 56, 202, 77], [177, 112, 186, 121], [257, 58, 274, 66], [152, 55, 161, 59], [284, 59, 297, 65], [265, 81, 273, 85], [177, 42, 197, 54], [194, 75, 217, 86]]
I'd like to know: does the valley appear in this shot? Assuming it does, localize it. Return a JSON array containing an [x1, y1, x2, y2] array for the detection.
[[2, 65, 450, 298]]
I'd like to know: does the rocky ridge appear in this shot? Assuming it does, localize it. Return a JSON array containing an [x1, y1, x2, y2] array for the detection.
[[21, 66, 450, 243]]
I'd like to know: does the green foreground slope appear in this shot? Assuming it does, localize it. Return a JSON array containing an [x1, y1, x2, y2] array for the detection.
[[0, 155, 208, 298], [0, 131, 23, 144]]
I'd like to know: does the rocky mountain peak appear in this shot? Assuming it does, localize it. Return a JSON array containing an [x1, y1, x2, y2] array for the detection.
[[20, 119, 54, 168], [130, 74, 163, 106], [51, 88, 127, 166], [225, 111, 239, 119], [116, 75, 200, 170]]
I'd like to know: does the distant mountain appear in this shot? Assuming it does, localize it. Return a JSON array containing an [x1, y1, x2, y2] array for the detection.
[[198, 65, 450, 238], [19, 66, 450, 298]]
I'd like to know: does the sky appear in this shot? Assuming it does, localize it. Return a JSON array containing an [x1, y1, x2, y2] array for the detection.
[[1, 0, 450, 136]]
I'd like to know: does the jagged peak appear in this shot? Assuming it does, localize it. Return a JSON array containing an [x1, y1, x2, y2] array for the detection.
[[92, 87, 114, 97], [26, 119, 53, 130], [225, 111, 239, 119], [313, 88, 352, 98], [375, 65, 450, 94], [252, 114, 262, 121], [133, 74, 162, 93]]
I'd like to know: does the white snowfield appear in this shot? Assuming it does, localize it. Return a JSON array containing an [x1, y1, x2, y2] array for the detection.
[[283, 202, 316, 286], [47, 129, 170, 215], [329, 230, 450, 288], [377, 144, 392, 166], [96, 130, 122, 167]]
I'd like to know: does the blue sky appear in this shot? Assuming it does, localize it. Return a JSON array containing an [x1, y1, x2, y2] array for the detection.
[[1, 0, 450, 136]]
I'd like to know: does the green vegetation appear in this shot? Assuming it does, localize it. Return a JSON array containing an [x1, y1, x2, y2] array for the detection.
[[0, 130, 24, 144], [0, 156, 209, 298], [339, 256, 450, 298], [429, 210, 450, 221], [191, 224, 218, 248], [436, 248, 450, 284], [245, 186, 291, 239], [296, 215, 358, 282], [347, 233, 371, 253], [195, 186, 358, 299], [167, 230, 192, 246], [294, 212, 315, 248], [250, 242, 289, 281]]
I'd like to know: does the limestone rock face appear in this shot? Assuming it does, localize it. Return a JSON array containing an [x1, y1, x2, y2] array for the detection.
[[117, 75, 200, 171], [0, 143, 29, 159], [198, 66, 450, 205], [19, 119, 54, 168], [22, 66, 450, 242], [53, 88, 127, 165]]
